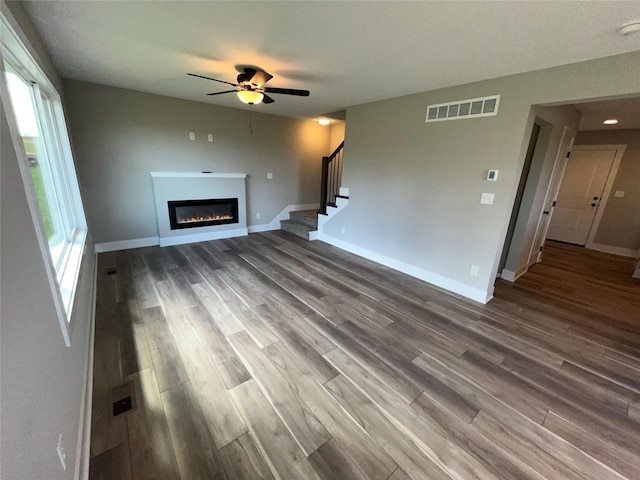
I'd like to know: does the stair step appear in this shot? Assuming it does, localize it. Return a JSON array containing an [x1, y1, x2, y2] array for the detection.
[[288, 209, 318, 229], [280, 220, 315, 240]]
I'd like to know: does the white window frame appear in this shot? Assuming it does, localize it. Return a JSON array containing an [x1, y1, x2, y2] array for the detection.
[[1, 13, 88, 347]]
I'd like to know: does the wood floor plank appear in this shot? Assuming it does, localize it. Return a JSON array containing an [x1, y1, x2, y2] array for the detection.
[[117, 300, 152, 377], [126, 368, 180, 480], [230, 380, 322, 480], [542, 411, 639, 480], [88, 442, 132, 480], [174, 327, 248, 449], [140, 306, 189, 393], [161, 382, 226, 479], [227, 331, 331, 455], [308, 438, 368, 480], [324, 349, 498, 480], [218, 433, 275, 480], [264, 340, 398, 480], [186, 305, 251, 389], [324, 375, 454, 480]]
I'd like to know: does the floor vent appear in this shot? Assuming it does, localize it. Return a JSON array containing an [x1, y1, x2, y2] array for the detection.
[[112, 383, 135, 417], [426, 95, 500, 123]]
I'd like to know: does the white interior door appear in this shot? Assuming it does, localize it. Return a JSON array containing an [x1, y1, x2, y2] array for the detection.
[[546, 148, 617, 245], [528, 129, 574, 266]]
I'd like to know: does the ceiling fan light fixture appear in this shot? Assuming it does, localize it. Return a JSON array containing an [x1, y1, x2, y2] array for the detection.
[[237, 90, 264, 105]]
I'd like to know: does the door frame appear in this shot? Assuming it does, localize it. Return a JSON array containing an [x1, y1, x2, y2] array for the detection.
[[569, 144, 626, 250], [527, 126, 575, 266]]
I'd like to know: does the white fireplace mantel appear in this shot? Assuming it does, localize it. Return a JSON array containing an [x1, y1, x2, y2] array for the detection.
[[150, 172, 247, 179], [150, 172, 248, 246]]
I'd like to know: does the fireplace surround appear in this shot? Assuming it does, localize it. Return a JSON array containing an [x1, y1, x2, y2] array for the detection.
[[150, 172, 247, 246]]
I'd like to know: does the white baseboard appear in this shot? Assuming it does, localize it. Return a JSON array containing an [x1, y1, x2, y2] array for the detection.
[[317, 232, 492, 304], [269, 203, 320, 230], [586, 242, 640, 258], [74, 254, 98, 480], [94, 236, 159, 253], [159, 228, 248, 247], [500, 263, 528, 283], [248, 224, 273, 233]]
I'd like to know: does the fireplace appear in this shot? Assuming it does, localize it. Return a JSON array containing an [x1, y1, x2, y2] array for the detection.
[[168, 198, 238, 230], [151, 172, 247, 246]]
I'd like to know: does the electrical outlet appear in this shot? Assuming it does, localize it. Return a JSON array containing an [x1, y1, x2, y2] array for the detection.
[[341, 226, 346, 234], [267, 172, 273, 180], [189, 132, 195, 141], [207, 134, 213, 142], [57, 434, 67, 470], [470, 265, 479, 276], [256, 212, 261, 220]]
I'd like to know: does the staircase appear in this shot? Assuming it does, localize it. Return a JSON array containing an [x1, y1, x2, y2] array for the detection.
[[280, 210, 318, 240], [280, 140, 346, 241]]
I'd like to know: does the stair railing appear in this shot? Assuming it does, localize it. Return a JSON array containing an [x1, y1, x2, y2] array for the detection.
[[319, 141, 344, 215]]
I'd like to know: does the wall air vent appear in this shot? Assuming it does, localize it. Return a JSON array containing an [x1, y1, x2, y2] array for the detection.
[[426, 95, 500, 123]]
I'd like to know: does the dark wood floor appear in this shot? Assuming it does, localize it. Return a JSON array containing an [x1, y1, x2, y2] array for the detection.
[[89, 233, 640, 480]]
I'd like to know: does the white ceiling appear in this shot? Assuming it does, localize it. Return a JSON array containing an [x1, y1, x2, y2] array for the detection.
[[575, 97, 640, 130], [21, 1, 640, 120]]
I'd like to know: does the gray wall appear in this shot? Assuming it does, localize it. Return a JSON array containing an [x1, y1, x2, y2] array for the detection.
[[62, 79, 331, 244], [574, 128, 640, 251], [1, 2, 96, 479], [322, 51, 640, 300], [503, 105, 581, 275]]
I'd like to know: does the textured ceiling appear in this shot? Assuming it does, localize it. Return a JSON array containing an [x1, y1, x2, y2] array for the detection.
[[21, 1, 640, 120]]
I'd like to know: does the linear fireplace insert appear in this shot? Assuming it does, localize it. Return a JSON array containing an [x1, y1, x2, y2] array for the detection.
[[167, 198, 238, 230]]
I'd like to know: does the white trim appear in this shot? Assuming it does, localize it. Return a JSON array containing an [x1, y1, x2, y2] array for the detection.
[[248, 224, 272, 233], [500, 263, 529, 283], [587, 243, 640, 258], [577, 144, 626, 248], [159, 228, 248, 247], [149, 171, 247, 178], [74, 254, 97, 480], [94, 236, 159, 253], [317, 232, 492, 304], [269, 203, 320, 230], [527, 126, 576, 267]]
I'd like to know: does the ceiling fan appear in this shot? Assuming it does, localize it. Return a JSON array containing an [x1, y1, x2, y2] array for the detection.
[[187, 68, 310, 105]]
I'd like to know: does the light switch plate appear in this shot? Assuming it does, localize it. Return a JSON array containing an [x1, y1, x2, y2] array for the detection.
[[189, 132, 195, 141], [480, 193, 494, 205], [267, 172, 273, 179], [614, 190, 625, 198], [207, 134, 213, 142]]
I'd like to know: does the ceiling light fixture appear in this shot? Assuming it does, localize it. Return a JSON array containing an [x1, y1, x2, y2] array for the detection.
[[603, 119, 619, 125], [317, 118, 331, 125], [617, 21, 640, 36], [237, 90, 263, 105]]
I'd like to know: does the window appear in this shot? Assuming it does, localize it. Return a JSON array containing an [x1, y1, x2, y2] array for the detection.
[[2, 14, 88, 346]]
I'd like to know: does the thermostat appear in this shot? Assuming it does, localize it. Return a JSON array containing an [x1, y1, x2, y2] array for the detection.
[[487, 169, 499, 181]]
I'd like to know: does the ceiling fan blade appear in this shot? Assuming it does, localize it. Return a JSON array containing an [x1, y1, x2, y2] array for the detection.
[[249, 69, 273, 87], [187, 73, 237, 87], [206, 90, 238, 96], [262, 94, 275, 104], [263, 87, 310, 97]]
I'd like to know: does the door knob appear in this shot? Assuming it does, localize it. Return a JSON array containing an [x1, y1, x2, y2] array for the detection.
[[543, 211, 550, 215], [593, 196, 599, 200], [591, 203, 597, 207]]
